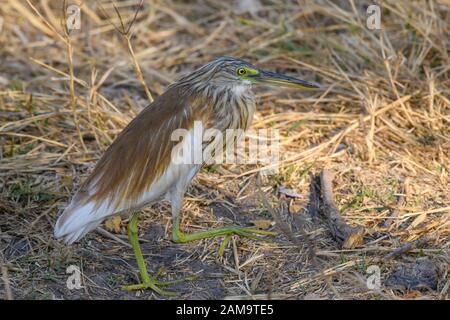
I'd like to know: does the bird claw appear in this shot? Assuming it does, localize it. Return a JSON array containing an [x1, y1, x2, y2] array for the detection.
[[123, 271, 197, 296], [217, 227, 278, 257], [122, 280, 178, 296]]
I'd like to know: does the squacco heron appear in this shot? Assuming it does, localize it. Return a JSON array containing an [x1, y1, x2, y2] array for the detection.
[[54, 56, 319, 295]]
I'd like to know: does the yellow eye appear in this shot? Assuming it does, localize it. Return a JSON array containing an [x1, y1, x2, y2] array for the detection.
[[237, 68, 246, 76]]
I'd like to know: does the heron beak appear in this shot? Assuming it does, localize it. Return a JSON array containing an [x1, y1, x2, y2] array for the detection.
[[251, 69, 320, 90]]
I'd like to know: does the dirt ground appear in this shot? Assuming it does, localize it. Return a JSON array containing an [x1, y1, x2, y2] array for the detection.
[[0, 0, 448, 300]]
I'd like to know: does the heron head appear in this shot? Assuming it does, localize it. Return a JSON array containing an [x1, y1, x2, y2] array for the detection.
[[177, 57, 320, 93], [193, 56, 320, 90]]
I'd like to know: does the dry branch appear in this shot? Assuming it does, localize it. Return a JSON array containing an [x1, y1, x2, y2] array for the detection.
[[384, 234, 433, 260], [320, 170, 364, 249], [99, 0, 153, 103]]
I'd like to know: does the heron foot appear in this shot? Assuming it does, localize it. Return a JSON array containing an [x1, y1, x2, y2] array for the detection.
[[122, 277, 177, 296], [124, 213, 195, 296], [123, 267, 196, 296]]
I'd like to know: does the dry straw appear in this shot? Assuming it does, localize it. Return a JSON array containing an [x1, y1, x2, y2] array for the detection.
[[0, 0, 448, 299]]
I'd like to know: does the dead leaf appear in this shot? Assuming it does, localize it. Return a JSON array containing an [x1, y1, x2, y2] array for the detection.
[[250, 219, 273, 230], [105, 216, 122, 233], [289, 201, 303, 213], [278, 186, 302, 198], [148, 29, 176, 42], [409, 213, 427, 229], [342, 229, 365, 249], [60, 175, 73, 187], [403, 291, 421, 299]]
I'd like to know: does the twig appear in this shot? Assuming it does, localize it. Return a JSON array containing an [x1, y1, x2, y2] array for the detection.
[[0, 111, 29, 120], [62, 0, 87, 152], [1, 265, 13, 300], [384, 234, 433, 260], [320, 170, 364, 249], [125, 33, 154, 103], [99, 0, 153, 103], [96, 227, 132, 248], [382, 178, 408, 228]]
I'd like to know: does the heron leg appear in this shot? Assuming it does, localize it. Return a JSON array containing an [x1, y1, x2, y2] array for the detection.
[[171, 213, 277, 256], [170, 191, 276, 257], [122, 213, 185, 296]]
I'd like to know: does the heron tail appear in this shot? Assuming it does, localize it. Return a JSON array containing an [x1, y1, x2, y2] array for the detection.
[[54, 191, 109, 244]]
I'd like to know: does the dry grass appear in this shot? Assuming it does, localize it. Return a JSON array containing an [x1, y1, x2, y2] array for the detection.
[[0, 0, 448, 300]]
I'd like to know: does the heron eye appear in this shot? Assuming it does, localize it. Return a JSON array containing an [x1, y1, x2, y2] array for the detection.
[[237, 68, 246, 76]]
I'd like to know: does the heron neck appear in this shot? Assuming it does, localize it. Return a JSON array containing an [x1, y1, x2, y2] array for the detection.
[[206, 85, 256, 132], [175, 82, 256, 131]]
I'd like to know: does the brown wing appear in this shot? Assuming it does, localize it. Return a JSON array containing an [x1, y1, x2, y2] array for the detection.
[[54, 86, 209, 243], [85, 86, 205, 208]]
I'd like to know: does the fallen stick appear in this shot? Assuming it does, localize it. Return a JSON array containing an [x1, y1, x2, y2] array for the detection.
[[96, 227, 132, 248], [384, 234, 432, 260], [320, 170, 364, 249]]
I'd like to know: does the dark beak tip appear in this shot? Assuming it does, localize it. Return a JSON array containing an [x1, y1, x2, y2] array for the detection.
[[294, 81, 321, 90], [255, 69, 321, 89], [301, 79, 322, 89]]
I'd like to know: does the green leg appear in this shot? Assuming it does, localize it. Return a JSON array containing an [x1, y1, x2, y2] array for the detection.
[[171, 213, 277, 256], [123, 213, 186, 296]]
